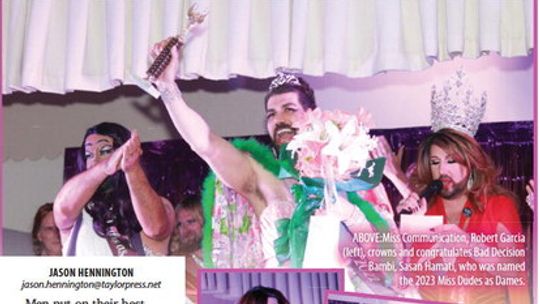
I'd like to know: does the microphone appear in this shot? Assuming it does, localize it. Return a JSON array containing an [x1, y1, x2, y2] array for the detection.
[[420, 179, 443, 202], [399, 180, 442, 215]]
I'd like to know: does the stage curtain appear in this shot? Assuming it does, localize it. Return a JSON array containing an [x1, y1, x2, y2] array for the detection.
[[3, 0, 533, 94]]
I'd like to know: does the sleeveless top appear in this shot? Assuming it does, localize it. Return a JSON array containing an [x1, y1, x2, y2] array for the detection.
[[63, 210, 147, 256]]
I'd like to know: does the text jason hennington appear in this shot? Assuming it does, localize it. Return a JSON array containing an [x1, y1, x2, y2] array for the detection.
[[49, 267, 135, 277]]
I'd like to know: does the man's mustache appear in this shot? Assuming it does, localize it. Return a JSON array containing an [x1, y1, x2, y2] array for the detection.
[[273, 122, 297, 139]]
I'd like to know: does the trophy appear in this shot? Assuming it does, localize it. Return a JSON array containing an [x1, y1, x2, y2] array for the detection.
[[146, 5, 207, 81], [133, 4, 207, 98]]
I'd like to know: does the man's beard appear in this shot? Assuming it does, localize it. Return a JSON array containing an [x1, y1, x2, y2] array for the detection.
[[177, 234, 203, 254], [439, 175, 469, 200], [272, 122, 297, 150]]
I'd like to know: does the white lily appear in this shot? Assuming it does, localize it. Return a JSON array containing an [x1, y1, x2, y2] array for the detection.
[[285, 107, 377, 179]]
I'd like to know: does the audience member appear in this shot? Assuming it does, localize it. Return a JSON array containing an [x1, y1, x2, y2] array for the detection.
[[32, 202, 62, 256]]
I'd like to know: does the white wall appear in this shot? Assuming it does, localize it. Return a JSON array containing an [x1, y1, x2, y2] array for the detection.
[[3, 229, 32, 255], [3, 54, 533, 234], [309, 54, 533, 129]]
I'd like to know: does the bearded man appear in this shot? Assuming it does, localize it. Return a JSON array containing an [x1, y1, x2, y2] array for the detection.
[[149, 39, 401, 297]]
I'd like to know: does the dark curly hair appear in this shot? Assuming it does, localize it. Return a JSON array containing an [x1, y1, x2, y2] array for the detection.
[[77, 122, 142, 237], [238, 286, 290, 304]]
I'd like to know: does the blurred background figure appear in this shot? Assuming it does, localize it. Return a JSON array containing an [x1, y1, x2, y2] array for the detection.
[[169, 195, 204, 256], [169, 195, 204, 304], [32, 202, 62, 256]]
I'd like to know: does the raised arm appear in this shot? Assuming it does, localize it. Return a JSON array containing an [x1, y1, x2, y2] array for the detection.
[[53, 146, 124, 236], [150, 39, 261, 201], [371, 136, 411, 198], [120, 131, 174, 241]]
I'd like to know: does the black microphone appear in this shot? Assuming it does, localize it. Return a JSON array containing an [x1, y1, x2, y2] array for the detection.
[[399, 180, 442, 216], [420, 179, 443, 202]]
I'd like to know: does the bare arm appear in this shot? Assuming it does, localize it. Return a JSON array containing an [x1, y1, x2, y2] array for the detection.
[[53, 147, 123, 234], [121, 132, 174, 240], [151, 39, 260, 200], [127, 168, 173, 240]]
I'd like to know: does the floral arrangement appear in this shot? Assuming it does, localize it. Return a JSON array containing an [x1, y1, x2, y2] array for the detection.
[[286, 108, 378, 180], [275, 108, 391, 269]]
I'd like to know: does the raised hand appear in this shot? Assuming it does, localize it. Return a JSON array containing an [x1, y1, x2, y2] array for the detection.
[[149, 38, 180, 85], [147, 37, 181, 82], [147, 4, 206, 83], [104, 145, 125, 176], [396, 192, 427, 215], [371, 136, 404, 178], [102, 131, 142, 175], [370, 136, 413, 200], [120, 131, 143, 173]]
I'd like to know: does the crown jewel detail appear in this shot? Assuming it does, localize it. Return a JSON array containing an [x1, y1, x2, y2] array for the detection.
[[431, 70, 487, 137], [269, 72, 302, 91]]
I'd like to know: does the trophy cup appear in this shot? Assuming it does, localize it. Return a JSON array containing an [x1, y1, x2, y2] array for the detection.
[[146, 5, 207, 81], [133, 4, 207, 98]]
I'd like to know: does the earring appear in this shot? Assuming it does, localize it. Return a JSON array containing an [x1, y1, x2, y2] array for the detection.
[[467, 171, 474, 191]]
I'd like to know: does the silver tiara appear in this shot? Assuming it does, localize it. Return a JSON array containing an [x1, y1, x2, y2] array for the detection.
[[268, 72, 302, 91], [431, 69, 487, 137]]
